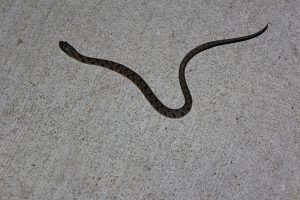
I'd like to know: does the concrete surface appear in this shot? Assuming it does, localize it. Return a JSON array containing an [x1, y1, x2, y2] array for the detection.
[[1, 0, 299, 199]]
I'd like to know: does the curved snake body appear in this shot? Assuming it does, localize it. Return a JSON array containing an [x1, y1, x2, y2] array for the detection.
[[59, 25, 267, 118]]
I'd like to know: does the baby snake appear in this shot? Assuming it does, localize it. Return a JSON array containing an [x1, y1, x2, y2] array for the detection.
[[59, 25, 268, 118]]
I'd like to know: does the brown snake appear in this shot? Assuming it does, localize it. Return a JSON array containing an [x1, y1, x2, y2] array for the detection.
[[59, 25, 268, 118]]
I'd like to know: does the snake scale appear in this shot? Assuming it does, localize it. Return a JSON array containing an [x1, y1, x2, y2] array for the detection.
[[59, 25, 268, 118]]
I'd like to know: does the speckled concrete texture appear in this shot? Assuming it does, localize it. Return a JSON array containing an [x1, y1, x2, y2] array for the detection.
[[1, 0, 299, 199]]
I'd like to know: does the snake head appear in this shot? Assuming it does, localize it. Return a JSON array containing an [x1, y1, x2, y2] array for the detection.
[[59, 41, 80, 60]]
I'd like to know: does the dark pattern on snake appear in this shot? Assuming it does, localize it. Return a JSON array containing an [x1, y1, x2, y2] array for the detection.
[[59, 25, 268, 118]]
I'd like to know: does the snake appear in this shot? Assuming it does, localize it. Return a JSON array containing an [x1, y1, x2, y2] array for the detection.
[[59, 25, 268, 118]]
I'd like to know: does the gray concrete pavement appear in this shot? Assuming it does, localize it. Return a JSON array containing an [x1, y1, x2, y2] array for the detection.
[[1, 0, 299, 199]]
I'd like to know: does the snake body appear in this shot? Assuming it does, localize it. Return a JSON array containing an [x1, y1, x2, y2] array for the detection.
[[59, 25, 267, 118]]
